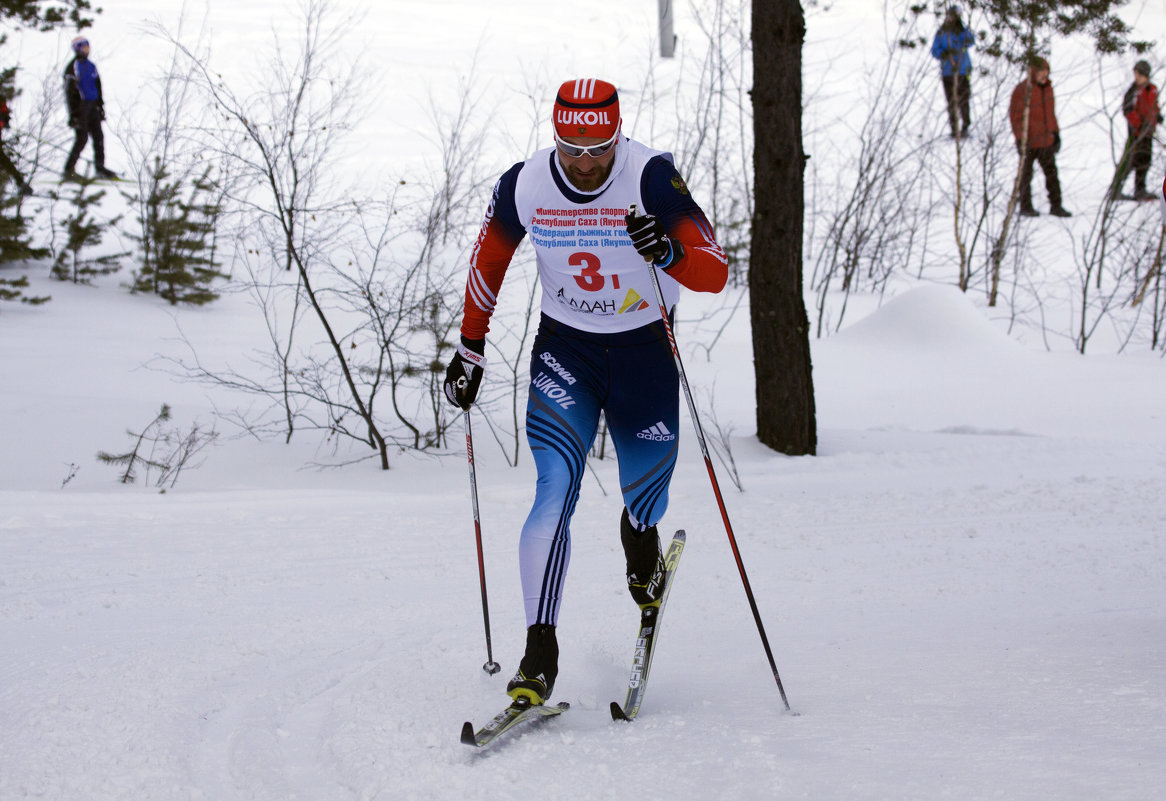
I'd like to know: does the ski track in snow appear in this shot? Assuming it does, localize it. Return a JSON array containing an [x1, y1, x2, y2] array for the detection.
[[3, 422, 1165, 800]]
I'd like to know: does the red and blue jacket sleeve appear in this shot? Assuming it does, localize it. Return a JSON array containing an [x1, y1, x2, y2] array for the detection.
[[640, 156, 729, 293], [460, 163, 527, 340]]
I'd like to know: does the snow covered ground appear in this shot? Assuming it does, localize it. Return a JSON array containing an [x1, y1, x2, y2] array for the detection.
[[5, 279, 1165, 800], [4, 1, 1166, 799]]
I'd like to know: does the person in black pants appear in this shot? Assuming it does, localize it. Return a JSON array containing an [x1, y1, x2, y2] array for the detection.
[[1009, 57, 1071, 217], [930, 7, 975, 139], [62, 36, 117, 180], [1109, 60, 1160, 201]]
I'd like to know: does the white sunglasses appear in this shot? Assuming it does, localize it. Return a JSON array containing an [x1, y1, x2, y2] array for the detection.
[[554, 129, 620, 159]]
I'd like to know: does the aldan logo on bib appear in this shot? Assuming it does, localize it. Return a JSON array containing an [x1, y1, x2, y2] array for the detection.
[[554, 286, 650, 315]]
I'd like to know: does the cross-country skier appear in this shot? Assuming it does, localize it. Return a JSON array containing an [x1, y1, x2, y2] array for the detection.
[[62, 36, 117, 180], [442, 78, 728, 706]]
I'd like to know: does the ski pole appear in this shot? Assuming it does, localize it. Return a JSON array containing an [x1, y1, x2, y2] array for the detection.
[[463, 408, 501, 675], [630, 204, 792, 712]]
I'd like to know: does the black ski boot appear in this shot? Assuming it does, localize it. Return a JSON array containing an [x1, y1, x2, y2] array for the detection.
[[621, 508, 666, 609], [506, 623, 558, 706]]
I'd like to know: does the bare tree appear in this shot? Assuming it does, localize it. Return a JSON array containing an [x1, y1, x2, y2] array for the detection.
[[956, 66, 1020, 295], [1072, 200, 1165, 353], [158, 1, 396, 467], [145, 3, 517, 467], [121, 11, 233, 305], [1132, 224, 1166, 350], [97, 403, 217, 488], [968, 0, 1150, 305], [1131, 224, 1165, 308], [674, 0, 754, 284], [808, 15, 937, 336]]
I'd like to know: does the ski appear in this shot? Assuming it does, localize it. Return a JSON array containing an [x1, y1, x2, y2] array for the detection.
[[58, 173, 123, 185], [610, 530, 686, 722], [460, 698, 569, 749]]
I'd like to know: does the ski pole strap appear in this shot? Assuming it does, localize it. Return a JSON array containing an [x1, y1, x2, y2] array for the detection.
[[457, 341, 487, 367]]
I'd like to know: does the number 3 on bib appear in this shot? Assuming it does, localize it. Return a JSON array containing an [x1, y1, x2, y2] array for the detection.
[[570, 252, 620, 291]]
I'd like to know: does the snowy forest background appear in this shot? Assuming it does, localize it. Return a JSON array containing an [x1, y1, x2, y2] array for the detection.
[[2, 1, 1165, 799]]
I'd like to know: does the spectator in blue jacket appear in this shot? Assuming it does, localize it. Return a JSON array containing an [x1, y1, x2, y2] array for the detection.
[[930, 7, 975, 139], [62, 36, 116, 180]]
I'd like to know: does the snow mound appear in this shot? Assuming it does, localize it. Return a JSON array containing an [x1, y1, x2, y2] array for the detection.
[[833, 284, 1022, 357], [813, 284, 1166, 440], [813, 285, 1042, 435]]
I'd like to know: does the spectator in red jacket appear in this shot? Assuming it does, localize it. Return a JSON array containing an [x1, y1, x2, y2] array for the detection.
[[1009, 57, 1071, 218], [1109, 60, 1160, 202]]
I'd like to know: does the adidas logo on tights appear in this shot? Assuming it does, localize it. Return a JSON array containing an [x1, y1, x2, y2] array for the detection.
[[636, 422, 676, 442]]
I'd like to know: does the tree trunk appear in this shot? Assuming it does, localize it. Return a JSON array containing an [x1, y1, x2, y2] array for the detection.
[[750, 0, 816, 455]]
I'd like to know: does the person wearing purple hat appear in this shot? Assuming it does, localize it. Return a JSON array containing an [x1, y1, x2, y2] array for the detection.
[[62, 36, 116, 180], [930, 6, 975, 139]]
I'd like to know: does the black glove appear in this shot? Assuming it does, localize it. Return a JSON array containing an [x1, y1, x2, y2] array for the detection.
[[1053, 132, 1061, 153], [625, 207, 684, 269], [99, 103, 106, 121], [443, 337, 486, 410], [68, 115, 80, 130]]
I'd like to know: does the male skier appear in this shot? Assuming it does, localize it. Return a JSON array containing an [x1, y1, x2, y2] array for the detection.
[[443, 78, 728, 705]]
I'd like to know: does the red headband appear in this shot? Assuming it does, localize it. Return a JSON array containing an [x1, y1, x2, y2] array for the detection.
[[553, 79, 620, 139]]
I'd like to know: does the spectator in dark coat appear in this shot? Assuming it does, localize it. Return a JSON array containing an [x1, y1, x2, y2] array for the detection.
[[1109, 60, 1160, 201], [1009, 57, 1071, 218], [930, 7, 975, 139], [62, 36, 117, 180]]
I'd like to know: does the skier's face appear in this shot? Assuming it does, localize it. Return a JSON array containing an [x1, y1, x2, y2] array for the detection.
[[1034, 68, 1049, 85], [1134, 70, 1149, 87], [556, 134, 618, 192]]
